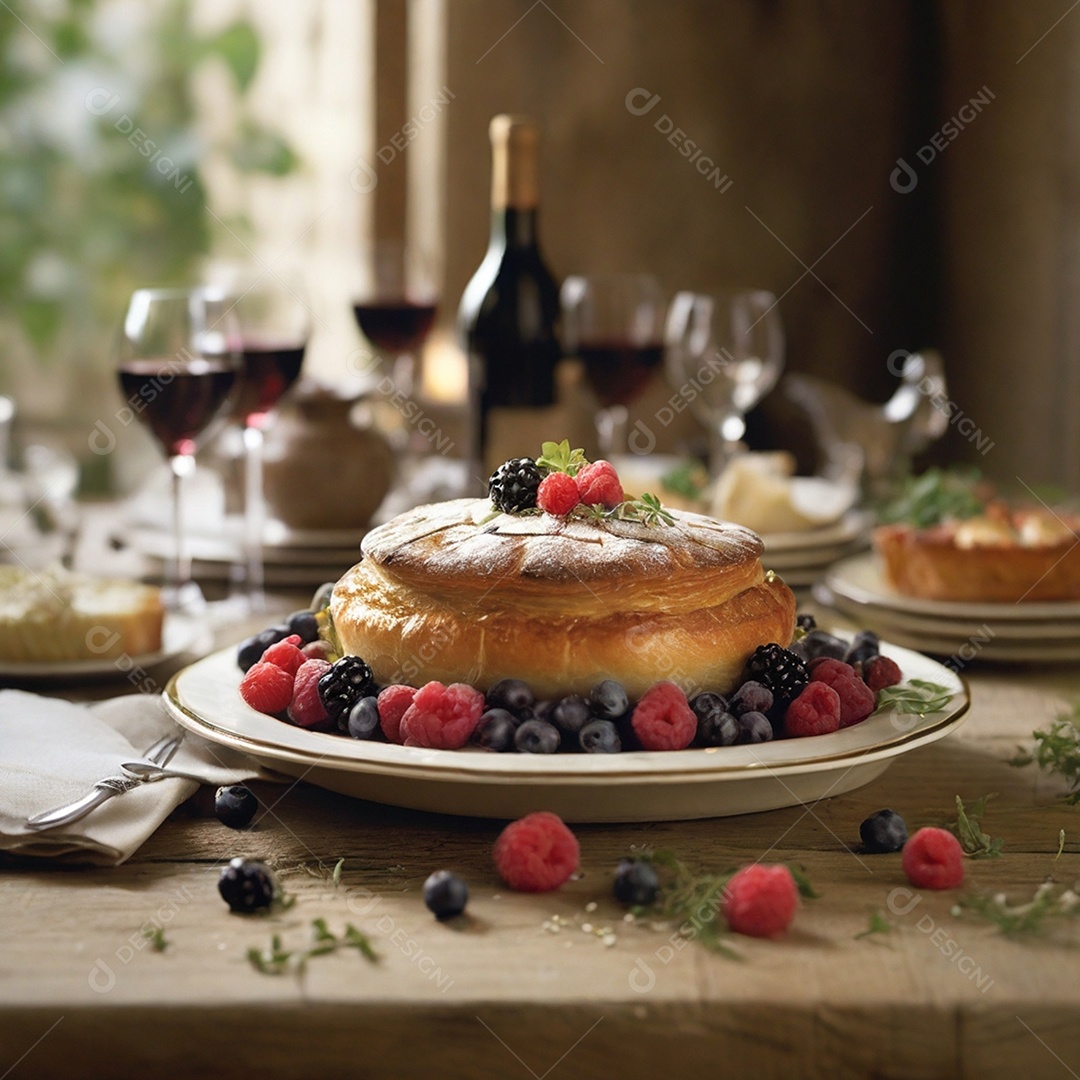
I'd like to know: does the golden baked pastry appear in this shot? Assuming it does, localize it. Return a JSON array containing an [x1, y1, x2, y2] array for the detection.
[[0, 566, 164, 662], [874, 509, 1080, 603], [331, 498, 795, 698]]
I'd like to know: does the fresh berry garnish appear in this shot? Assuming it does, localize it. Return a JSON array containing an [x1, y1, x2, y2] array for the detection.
[[474, 708, 519, 751], [809, 659, 876, 727], [423, 870, 469, 919], [784, 682, 841, 737], [860, 809, 908, 853], [318, 656, 378, 728], [214, 785, 258, 829], [551, 695, 590, 734], [514, 718, 561, 754], [728, 680, 774, 717], [575, 459, 624, 509], [791, 629, 849, 663], [742, 644, 809, 707], [261, 634, 305, 677], [300, 639, 335, 662], [862, 655, 903, 693], [285, 609, 321, 644], [844, 629, 881, 667], [579, 718, 622, 753], [536, 471, 581, 516], [287, 658, 332, 728], [399, 681, 485, 749], [631, 681, 697, 751], [218, 857, 277, 913], [613, 858, 659, 905], [376, 684, 417, 743], [239, 660, 295, 714], [310, 581, 336, 612], [691, 692, 738, 746], [486, 678, 535, 714], [346, 696, 381, 739], [736, 710, 773, 743], [722, 864, 799, 938], [236, 625, 289, 672], [488, 457, 542, 513], [589, 679, 629, 720], [493, 811, 579, 892], [902, 827, 964, 889]]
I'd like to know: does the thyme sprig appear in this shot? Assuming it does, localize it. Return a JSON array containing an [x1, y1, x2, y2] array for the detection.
[[947, 794, 1004, 858], [247, 918, 378, 976], [1010, 704, 1080, 804], [959, 882, 1080, 936], [855, 911, 893, 940]]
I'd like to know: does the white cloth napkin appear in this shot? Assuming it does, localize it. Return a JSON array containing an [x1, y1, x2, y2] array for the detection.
[[0, 688, 280, 865]]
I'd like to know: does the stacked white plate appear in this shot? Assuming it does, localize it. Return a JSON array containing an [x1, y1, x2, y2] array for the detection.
[[816, 552, 1080, 663], [760, 511, 870, 588]]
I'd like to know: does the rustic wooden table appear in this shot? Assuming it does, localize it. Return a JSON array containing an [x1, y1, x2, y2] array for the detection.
[[2, 593, 1080, 1080]]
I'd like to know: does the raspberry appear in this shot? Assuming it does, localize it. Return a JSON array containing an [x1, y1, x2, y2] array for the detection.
[[287, 658, 332, 728], [239, 660, 295, 714], [300, 639, 335, 662], [902, 827, 964, 889], [722, 864, 799, 938], [575, 460, 624, 509], [784, 682, 841, 737], [536, 472, 580, 516], [493, 811, 579, 892], [862, 655, 903, 693], [399, 681, 485, 749], [377, 684, 417, 743], [261, 634, 305, 677], [810, 659, 876, 727], [631, 681, 696, 751]]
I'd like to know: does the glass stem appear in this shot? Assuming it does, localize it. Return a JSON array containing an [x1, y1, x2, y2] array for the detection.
[[596, 404, 629, 458], [243, 423, 266, 611], [168, 454, 195, 598]]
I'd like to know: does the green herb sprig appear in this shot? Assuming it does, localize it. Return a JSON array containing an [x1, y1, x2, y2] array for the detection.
[[959, 882, 1080, 936], [855, 911, 893, 940], [247, 918, 378, 976], [536, 439, 588, 477], [1011, 705, 1080, 804], [877, 466, 985, 528], [872, 679, 955, 717], [143, 927, 168, 952], [661, 459, 709, 501], [947, 794, 1004, 858]]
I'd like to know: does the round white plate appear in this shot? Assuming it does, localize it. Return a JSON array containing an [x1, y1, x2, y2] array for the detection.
[[0, 613, 212, 681], [124, 526, 359, 567], [164, 642, 968, 822], [761, 511, 869, 554]]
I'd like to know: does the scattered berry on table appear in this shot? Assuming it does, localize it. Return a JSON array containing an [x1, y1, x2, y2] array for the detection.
[[552, 695, 591, 734], [318, 656, 378, 728], [861, 655, 903, 693], [728, 680, 774, 717], [310, 581, 336, 612], [796, 613, 817, 632], [346, 696, 381, 739], [810, 659, 876, 727], [214, 785, 258, 829], [736, 710, 773, 744], [742, 644, 809, 707], [844, 629, 881, 667], [486, 678, 535, 715], [285, 609, 321, 645], [287, 658, 332, 728], [236, 625, 289, 672], [261, 634, 306, 677], [784, 683, 842, 738], [377, 684, 417, 743], [589, 679, 629, 720], [400, 681, 485, 749], [902, 827, 964, 889], [489, 457, 542, 513], [475, 708, 519, 751], [423, 870, 469, 919], [613, 857, 660, 906], [239, 660, 295, 715], [493, 811, 579, 892], [860, 809, 908, 853], [536, 471, 581, 516], [579, 718, 622, 753], [514, 718, 561, 754], [575, 460, 624, 509], [722, 864, 799, 938], [791, 629, 849, 664], [218, 857, 277, 913], [631, 682, 697, 751]]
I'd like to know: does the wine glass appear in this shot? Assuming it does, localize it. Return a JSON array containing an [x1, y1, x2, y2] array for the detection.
[[664, 289, 784, 475], [116, 287, 240, 611], [217, 268, 310, 611], [561, 274, 666, 457]]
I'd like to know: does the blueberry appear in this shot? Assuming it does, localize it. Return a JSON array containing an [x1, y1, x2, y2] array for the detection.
[[218, 857, 276, 913], [729, 681, 774, 717], [514, 719, 561, 754], [796, 613, 817, 632], [533, 700, 557, 722], [214, 785, 258, 829], [285, 609, 321, 645], [347, 696, 381, 739], [474, 708, 518, 751], [589, 679, 628, 720], [423, 869, 469, 919], [310, 582, 336, 612], [236, 626, 287, 672], [795, 630, 849, 663], [736, 710, 773, 744], [690, 691, 727, 722], [613, 858, 659, 906], [486, 678, 535, 715], [579, 718, 622, 753], [860, 809, 908, 853], [697, 709, 739, 747], [845, 630, 881, 667], [552, 695, 591, 735]]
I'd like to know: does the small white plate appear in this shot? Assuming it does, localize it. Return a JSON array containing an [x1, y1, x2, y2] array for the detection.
[[164, 642, 968, 822], [761, 511, 869, 554]]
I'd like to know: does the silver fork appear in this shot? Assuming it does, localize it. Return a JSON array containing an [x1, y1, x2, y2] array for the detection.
[[24, 733, 183, 831]]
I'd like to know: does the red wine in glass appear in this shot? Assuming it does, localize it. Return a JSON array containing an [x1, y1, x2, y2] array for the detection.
[[353, 300, 437, 355], [578, 340, 665, 407], [231, 342, 306, 428], [118, 358, 237, 457]]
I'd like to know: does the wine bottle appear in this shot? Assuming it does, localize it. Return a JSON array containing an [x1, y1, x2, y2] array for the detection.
[[458, 114, 561, 482]]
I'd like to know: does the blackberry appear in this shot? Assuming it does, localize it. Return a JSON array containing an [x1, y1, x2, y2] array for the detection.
[[743, 643, 809, 706], [318, 656, 378, 728], [488, 457, 542, 513], [218, 858, 276, 913]]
